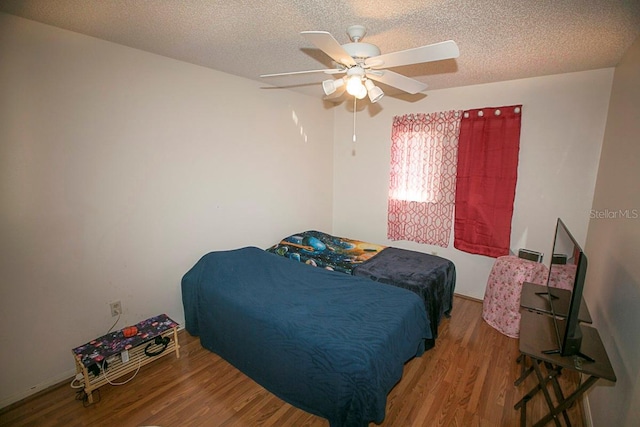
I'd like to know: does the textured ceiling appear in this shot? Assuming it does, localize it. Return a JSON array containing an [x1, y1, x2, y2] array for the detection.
[[1, 0, 639, 100]]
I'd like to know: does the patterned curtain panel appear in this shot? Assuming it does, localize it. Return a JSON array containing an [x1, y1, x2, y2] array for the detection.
[[387, 111, 462, 246], [454, 105, 522, 257]]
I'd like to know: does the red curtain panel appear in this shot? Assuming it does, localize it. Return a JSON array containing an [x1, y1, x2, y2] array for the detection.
[[454, 106, 522, 257]]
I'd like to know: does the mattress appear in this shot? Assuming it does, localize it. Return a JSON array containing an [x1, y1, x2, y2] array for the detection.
[[182, 247, 430, 426]]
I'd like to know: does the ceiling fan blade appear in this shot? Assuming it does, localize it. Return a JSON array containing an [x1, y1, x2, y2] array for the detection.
[[301, 31, 357, 67], [366, 70, 428, 94], [260, 68, 344, 78], [365, 40, 459, 69]]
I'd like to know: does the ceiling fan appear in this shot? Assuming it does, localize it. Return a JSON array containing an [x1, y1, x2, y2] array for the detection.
[[260, 25, 460, 103]]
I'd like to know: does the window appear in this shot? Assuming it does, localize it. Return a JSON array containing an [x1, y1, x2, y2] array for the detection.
[[389, 132, 442, 203], [387, 106, 522, 255], [387, 111, 462, 246]]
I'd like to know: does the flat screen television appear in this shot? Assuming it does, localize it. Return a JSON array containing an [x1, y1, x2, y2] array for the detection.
[[544, 218, 593, 361]]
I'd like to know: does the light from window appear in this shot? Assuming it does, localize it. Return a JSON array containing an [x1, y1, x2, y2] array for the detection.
[[389, 133, 443, 203]]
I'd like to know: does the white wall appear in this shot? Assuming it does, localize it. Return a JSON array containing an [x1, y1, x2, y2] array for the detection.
[[584, 35, 640, 427], [332, 69, 614, 299], [0, 13, 334, 406], [0, 10, 627, 415]]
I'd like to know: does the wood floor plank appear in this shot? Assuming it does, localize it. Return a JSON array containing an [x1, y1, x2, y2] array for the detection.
[[0, 295, 585, 426]]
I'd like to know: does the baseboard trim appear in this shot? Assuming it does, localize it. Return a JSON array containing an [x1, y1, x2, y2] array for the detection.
[[582, 393, 593, 427], [1, 325, 186, 410], [454, 292, 483, 303], [0, 367, 77, 410]]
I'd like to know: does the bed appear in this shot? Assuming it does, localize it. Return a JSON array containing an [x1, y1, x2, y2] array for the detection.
[[182, 246, 430, 427], [266, 230, 456, 344]]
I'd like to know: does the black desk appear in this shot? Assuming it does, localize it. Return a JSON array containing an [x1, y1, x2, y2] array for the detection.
[[515, 310, 616, 426]]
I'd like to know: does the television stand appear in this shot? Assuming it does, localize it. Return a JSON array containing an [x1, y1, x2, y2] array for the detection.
[[541, 347, 595, 363], [515, 310, 615, 426], [540, 323, 596, 363], [534, 290, 558, 300], [520, 282, 592, 323]]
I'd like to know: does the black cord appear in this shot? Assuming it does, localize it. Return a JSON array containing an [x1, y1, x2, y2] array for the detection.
[[144, 336, 170, 357]]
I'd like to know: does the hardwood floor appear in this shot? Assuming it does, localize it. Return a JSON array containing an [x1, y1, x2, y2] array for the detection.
[[0, 296, 585, 426]]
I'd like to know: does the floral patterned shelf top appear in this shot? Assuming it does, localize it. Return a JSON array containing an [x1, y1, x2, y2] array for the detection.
[[72, 314, 178, 367]]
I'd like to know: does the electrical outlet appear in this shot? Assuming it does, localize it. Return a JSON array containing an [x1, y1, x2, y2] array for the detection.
[[110, 300, 122, 317]]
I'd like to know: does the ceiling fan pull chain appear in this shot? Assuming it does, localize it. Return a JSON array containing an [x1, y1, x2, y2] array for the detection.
[[353, 97, 357, 143]]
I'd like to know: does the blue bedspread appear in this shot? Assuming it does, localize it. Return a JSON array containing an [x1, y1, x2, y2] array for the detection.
[[182, 247, 431, 427]]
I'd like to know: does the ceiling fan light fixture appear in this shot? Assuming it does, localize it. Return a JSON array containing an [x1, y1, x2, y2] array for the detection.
[[322, 78, 344, 96], [354, 84, 367, 99], [365, 79, 384, 103], [346, 75, 365, 97]]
